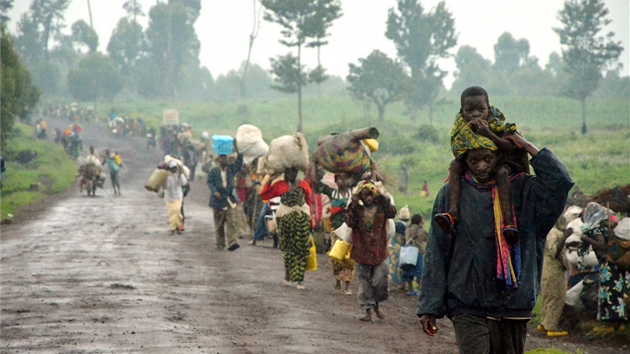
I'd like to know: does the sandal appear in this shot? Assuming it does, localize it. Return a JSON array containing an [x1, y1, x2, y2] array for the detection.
[[502, 225, 519, 245], [434, 213, 456, 236], [359, 309, 373, 322]]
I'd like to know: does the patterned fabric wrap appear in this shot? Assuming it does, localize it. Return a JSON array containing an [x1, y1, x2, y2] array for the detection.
[[313, 133, 372, 173], [597, 261, 629, 321], [492, 186, 521, 290], [450, 106, 518, 160], [277, 187, 311, 283]]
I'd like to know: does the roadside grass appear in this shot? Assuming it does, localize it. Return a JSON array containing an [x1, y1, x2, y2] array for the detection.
[[1, 124, 77, 220]]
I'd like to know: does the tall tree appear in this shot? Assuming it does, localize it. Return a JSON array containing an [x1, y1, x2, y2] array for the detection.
[[554, 0, 623, 134], [0, 0, 13, 22], [346, 50, 409, 124], [450, 45, 492, 95], [306, 0, 342, 95], [262, 0, 342, 132], [107, 18, 145, 90], [1, 25, 40, 151], [67, 52, 123, 107], [269, 53, 310, 128], [71, 20, 98, 53], [143, 1, 200, 99], [493, 32, 531, 73], [385, 0, 456, 123], [29, 0, 70, 61]]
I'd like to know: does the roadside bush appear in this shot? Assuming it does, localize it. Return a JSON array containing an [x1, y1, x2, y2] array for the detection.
[[414, 124, 441, 144]]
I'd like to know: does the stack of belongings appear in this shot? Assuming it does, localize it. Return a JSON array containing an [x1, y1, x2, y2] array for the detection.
[[257, 132, 310, 175], [235, 124, 269, 166], [144, 155, 190, 192], [311, 127, 379, 179]]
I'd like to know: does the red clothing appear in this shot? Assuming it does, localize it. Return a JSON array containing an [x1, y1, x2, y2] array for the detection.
[[346, 200, 396, 265], [260, 179, 312, 202], [260, 179, 314, 228]]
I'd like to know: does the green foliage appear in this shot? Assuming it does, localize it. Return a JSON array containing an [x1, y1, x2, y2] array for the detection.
[[67, 52, 123, 103], [1, 124, 76, 219], [144, 2, 200, 99], [269, 53, 307, 94], [107, 17, 145, 81], [346, 50, 409, 123], [1, 24, 41, 151], [71, 20, 98, 53], [414, 124, 441, 144], [554, 0, 624, 132], [386, 0, 456, 122]]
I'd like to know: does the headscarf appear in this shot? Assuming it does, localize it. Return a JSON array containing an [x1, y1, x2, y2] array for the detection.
[[581, 202, 615, 234]]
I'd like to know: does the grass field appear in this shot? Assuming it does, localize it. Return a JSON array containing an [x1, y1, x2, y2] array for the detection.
[[0, 124, 77, 220]]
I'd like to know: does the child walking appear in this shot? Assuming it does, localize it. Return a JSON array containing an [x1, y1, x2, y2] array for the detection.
[[401, 213, 428, 297]]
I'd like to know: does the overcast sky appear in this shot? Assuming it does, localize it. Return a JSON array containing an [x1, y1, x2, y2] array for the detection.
[[7, 0, 629, 89]]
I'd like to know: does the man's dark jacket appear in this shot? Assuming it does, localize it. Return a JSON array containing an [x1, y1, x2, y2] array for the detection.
[[206, 154, 243, 210], [417, 148, 573, 319]]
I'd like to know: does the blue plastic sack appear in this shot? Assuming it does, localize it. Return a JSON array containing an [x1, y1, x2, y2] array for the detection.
[[212, 135, 234, 155]]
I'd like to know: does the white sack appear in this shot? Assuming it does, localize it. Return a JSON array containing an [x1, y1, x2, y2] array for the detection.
[[261, 132, 310, 174]]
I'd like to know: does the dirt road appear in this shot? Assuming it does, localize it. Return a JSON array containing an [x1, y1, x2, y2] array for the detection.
[[0, 120, 622, 353]]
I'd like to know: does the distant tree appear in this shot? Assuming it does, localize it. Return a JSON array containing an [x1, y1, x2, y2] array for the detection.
[[493, 32, 531, 73], [71, 20, 98, 53], [123, 0, 145, 22], [306, 0, 342, 95], [386, 0, 456, 123], [67, 53, 123, 107], [28, 0, 70, 61], [262, 0, 342, 132], [107, 17, 145, 89], [0, 0, 13, 22], [554, 0, 623, 134], [1, 25, 40, 151], [144, 1, 200, 99], [594, 67, 630, 99], [346, 50, 408, 124], [450, 45, 492, 95], [269, 53, 310, 128]]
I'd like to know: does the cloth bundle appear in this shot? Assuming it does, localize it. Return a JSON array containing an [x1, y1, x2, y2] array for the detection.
[[312, 133, 372, 174], [235, 124, 269, 166], [258, 132, 310, 174]]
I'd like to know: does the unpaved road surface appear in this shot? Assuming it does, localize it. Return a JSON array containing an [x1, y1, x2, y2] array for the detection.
[[0, 119, 624, 353]]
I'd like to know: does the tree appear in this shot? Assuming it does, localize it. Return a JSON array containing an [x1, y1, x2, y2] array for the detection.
[[262, 0, 342, 132], [67, 53, 123, 107], [1, 25, 40, 151], [346, 50, 408, 124], [493, 32, 531, 73], [306, 0, 342, 95], [238, 0, 263, 100], [71, 20, 98, 53], [450, 45, 492, 95], [0, 0, 13, 23], [269, 53, 310, 124], [108, 17, 145, 90], [385, 0, 456, 123], [144, 1, 200, 99], [554, 0, 623, 134], [28, 0, 70, 61]]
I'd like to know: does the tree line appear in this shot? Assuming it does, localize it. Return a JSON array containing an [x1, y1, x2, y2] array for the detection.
[[0, 0, 626, 135]]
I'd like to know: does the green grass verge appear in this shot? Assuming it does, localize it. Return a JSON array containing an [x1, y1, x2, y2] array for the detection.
[[1, 123, 77, 220]]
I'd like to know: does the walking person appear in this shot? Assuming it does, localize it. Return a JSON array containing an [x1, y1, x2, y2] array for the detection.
[[260, 167, 313, 289], [417, 134, 573, 353], [401, 213, 428, 297], [162, 160, 187, 235], [346, 180, 397, 322], [207, 152, 243, 251], [103, 150, 121, 195]]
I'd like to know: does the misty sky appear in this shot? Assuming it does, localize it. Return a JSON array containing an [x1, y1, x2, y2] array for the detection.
[[7, 0, 629, 89]]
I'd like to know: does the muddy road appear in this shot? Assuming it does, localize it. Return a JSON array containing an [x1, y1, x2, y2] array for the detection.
[[0, 119, 621, 353]]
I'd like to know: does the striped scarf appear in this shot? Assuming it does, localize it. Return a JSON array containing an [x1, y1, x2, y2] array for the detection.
[[465, 171, 523, 289]]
